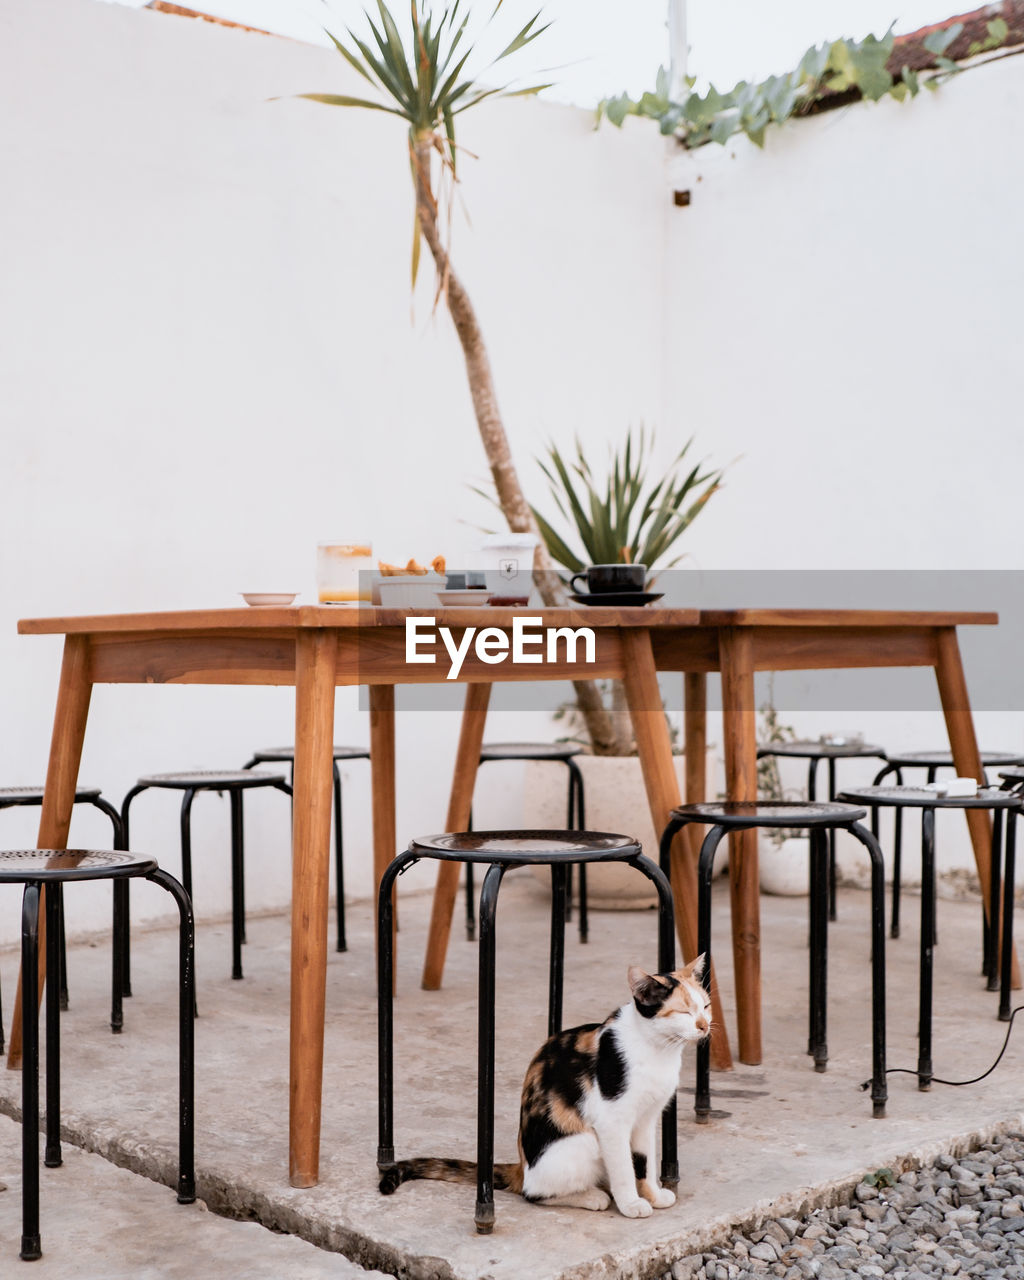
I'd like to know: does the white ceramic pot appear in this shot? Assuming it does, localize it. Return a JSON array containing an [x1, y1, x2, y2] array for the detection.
[[522, 755, 694, 909], [758, 834, 810, 896]]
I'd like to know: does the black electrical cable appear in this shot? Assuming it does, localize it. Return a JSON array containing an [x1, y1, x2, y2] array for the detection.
[[861, 1005, 1024, 1092]]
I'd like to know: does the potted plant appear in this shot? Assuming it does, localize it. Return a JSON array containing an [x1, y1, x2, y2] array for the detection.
[[520, 427, 725, 905]]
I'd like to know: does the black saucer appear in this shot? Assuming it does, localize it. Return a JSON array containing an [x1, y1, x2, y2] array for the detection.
[[569, 591, 664, 607]]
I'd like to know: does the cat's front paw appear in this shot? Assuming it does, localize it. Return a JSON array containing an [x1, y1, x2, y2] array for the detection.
[[616, 1196, 654, 1219], [648, 1186, 676, 1209]]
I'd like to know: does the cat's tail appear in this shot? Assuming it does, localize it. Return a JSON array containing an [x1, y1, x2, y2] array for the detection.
[[379, 1158, 523, 1195]]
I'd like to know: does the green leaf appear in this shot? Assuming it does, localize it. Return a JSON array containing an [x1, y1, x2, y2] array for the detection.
[[923, 23, 963, 57], [294, 92, 406, 116], [988, 17, 1009, 44], [495, 13, 550, 63], [901, 66, 920, 96]]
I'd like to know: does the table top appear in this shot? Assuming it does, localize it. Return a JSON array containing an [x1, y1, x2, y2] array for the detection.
[[17, 605, 998, 636]]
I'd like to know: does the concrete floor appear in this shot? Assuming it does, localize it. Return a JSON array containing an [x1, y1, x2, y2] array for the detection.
[[1, 873, 1023, 1280]]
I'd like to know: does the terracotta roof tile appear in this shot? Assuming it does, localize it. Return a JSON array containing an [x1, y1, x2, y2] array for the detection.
[[144, 2, 275, 37]]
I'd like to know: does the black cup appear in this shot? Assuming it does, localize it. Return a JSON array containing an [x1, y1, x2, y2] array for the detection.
[[570, 563, 647, 594]]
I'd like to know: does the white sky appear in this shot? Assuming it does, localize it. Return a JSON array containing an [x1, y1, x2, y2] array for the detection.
[[105, 0, 965, 103]]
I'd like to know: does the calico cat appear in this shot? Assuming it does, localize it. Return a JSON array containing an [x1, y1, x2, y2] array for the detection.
[[379, 957, 710, 1219]]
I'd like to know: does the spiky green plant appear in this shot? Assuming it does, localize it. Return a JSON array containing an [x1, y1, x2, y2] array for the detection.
[[298, 2, 551, 287], [295, 3, 620, 753], [531, 429, 723, 574]]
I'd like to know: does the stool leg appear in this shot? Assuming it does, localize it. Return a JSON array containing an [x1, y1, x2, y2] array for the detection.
[[826, 758, 838, 922], [850, 822, 888, 1117], [179, 789, 195, 905], [333, 762, 346, 953], [892, 803, 903, 940], [377, 853, 415, 1172], [1000, 811, 1016, 1022], [563, 766, 574, 924], [118, 789, 144, 1001], [465, 807, 477, 942], [465, 860, 476, 942], [229, 789, 245, 979], [548, 864, 567, 1037], [808, 827, 828, 1072], [918, 808, 936, 1090], [986, 809, 1003, 988], [695, 826, 727, 1125], [568, 760, 588, 942], [111, 877, 125, 1034], [148, 868, 196, 1203], [44, 884, 62, 1170], [632, 851, 678, 1184], [21, 882, 42, 1261], [476, 862, 505, 1234], [56, 885, 69, 1012]]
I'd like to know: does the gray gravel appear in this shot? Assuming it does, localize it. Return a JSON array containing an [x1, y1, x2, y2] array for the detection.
[[661, 1133, 1024, 1280]]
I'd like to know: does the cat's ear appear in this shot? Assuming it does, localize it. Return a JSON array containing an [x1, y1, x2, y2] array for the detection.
[[682, 953, 707, 981], [628, 965, 670, 1010]]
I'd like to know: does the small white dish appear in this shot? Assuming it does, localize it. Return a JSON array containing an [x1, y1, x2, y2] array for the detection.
[[240, 592, 297, 607], [437, 590, 491, 607], [922, 777, 978, 797]]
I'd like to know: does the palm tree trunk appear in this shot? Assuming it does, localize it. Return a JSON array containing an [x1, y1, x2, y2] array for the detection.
[[411, 135, 625, 755]]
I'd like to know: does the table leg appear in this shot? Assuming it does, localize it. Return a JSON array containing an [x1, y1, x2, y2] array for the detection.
[[8, 635, 92, 1071], [422, 682, 492, 991], [934, 627, 1020, 988], [719, 626, 761, 1066], [622, 632, 732, 1071], [684, 672, 707, 856], [289, 630, 337, 1189]]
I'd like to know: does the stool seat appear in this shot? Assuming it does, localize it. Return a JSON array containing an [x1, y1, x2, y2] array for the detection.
[[0, 849, 157, 882], [478, 743, 582, 762], [247, 745, 369, 762], [839, 785, 1022, 810], [666, 801, 867, 828], [0, 786, 106, 804], [135, 769, 287, 790], [883, 750, 1024, 770], [411, 829, 639, 863], [758, 740, 885, 760]]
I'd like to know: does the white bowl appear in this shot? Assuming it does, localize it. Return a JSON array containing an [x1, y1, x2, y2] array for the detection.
[[437, 590, 490, 607], [240, 592, 297, 607], [376, 576, 445, 608]]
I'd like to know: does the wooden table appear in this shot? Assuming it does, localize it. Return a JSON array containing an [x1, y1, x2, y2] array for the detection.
[[13, 603, 709, 1188], [425, 608, 1004, 1068]]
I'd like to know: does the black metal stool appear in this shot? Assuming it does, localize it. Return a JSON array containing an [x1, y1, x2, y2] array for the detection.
[[242, 745, 368, 953], [872, 752, 1024, 939], [659, 802, 888, 1120], [121, 770, 290, 980], [464, 744, 588, 942], [838, 786, 1023, 1090], [0, 787, 123, 1018], [999, 766, 1024, 795], [0, 849, 195, 1262], [756, 740, 887, 922], [377, 829, 675, 1235]]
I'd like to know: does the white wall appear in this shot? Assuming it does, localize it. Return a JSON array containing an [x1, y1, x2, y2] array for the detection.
[[662, 57, 1024, 879], [0, 0, 668, 944]]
